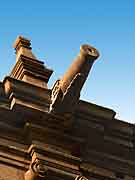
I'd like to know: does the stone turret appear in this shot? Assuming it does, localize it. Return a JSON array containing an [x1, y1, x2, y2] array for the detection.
[[13, 36, 36, 61], [10, 36, 53, 88]]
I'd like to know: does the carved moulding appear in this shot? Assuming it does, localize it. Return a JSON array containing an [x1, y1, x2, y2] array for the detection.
[[25, 163, 88, 180], [24, 144, 83, 180], [75, 175, 88, 180], [25, 159, 48, 180]]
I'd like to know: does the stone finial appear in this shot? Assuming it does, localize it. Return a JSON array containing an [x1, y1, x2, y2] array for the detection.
[[13, 36, 37, 61], [13, 36, 31, 51], [10, 36, 53, 88]]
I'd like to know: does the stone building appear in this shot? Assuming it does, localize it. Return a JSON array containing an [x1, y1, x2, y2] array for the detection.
[[0, 36, 134, 180]]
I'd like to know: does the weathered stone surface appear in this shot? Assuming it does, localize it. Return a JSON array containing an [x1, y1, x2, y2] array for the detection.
[[0, 164, 24, 180], [11, 36, 53, 88], [50, 44, 99, 114], [13, 36, 36, 61], [0, 36, 134, 180]]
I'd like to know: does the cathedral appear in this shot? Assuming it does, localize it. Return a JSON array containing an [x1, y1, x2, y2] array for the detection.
[[0, 36, 133, 180]]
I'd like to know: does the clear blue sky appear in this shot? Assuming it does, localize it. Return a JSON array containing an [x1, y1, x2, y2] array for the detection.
[[0, 0, 135, 123]]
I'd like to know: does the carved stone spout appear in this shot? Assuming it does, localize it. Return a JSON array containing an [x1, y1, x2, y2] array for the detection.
[[50, 44, 99, 114]]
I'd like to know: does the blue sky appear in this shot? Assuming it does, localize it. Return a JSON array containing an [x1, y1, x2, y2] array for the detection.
[[0, 0, 135, 123]]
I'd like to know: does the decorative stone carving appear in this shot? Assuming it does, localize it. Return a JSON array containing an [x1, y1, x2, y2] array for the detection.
[[50, 44, 99, 114], [31, 159, 48, 177], [50, 79, 62, 112], [25, 159, 48, 180], [75, 175, 89, 180]]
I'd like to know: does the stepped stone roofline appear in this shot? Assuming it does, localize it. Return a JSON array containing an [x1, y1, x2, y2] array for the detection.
[[0, 36, 134, 180]]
